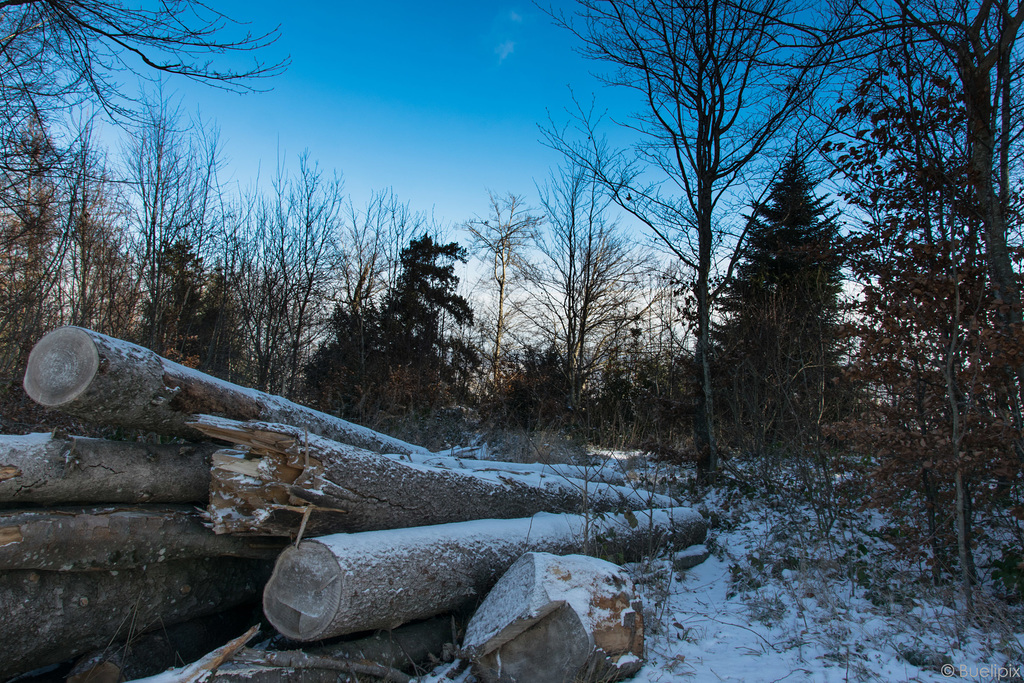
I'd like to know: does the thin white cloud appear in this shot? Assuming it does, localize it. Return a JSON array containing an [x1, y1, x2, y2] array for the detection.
[[495, 40, 515, 63], [508, 10, 523, 23]]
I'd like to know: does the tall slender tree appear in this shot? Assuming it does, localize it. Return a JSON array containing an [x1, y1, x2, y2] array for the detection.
[[466, 192, 542, 390]]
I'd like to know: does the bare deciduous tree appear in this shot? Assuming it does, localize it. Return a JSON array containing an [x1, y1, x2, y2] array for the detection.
[[0, 0, 284, 120], [545, 0, 827, 470], [531, 161, 645, 422], [466, 192, 543, 388], [123, 94, 222, 357]]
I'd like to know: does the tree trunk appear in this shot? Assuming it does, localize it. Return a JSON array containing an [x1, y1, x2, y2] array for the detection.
[[22, 326, 429, 455], [0, 558, 272, 679], [0, 433, 216, 505], [695, 185, 719, 474], [0, 505, 285, 571], [262, 507, 705, 641], [194, 416, 674, 536]]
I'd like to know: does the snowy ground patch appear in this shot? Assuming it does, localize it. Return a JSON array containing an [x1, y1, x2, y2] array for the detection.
[[419, 455, 1024, 683]]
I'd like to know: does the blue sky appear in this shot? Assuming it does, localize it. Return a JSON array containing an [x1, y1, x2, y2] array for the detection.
[[171, 1, 619, 228]]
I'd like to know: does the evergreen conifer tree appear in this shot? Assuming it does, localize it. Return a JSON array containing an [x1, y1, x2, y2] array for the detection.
[[716, 152, 843, 457]]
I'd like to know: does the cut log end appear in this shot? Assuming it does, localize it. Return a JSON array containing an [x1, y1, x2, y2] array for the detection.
[[23, 327, 99, 407], [262, 543, 342, 642]]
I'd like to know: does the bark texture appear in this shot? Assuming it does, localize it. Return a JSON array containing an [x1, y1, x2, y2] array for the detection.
[[0, 506, 285, 571], [0, 433, 216, 504], [193, 416, 673, 536], [22, 326, 428, 455], [262, 507, 705, 641], [0, 558, 272, 679]]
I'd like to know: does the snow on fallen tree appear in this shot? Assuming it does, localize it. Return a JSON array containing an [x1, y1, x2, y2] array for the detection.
[[262, 506, 705, 641], [394, 449, 629, 487], [0, 506, 286, 571], [190, 415, 675, 536], [0, 558, 272, 680], [22, 326, 428, 455], [0, 433, 217, 504]]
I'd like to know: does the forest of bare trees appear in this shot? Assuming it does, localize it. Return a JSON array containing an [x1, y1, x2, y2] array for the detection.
[[1, 0, 1024, 611]]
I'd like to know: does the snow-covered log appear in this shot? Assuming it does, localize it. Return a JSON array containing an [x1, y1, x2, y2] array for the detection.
[[262, 507, 705, 641], [0, 506, 286, 571], [22, 326, 428, 455], [0, 433, 216, 504], [394, 450, 629, 487], [464, 552, 643, 683], [192, 416, 674, 536], [0, 558, 271, 679]]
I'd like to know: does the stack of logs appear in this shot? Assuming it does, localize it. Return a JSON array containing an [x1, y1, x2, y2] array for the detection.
[[0, 327, 706, 681]]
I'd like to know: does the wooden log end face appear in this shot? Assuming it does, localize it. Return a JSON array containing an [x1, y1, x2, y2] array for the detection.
[[23, 327, 99, 407], [263, 542, 342, 642]]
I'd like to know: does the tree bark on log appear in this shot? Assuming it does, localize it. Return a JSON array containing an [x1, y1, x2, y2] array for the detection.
[[0, 433, 216, 505], [0, 506, 286, 571], [22, 327, 428, 455], [262, 507, 705, 641], [0, 558, 272, 679], [192, 416, 674, 537]]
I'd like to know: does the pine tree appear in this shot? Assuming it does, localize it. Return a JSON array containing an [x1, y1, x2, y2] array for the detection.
[[730, 152, 841, 309], [716, 152, 844, 459], [307, 235, 477, 420]]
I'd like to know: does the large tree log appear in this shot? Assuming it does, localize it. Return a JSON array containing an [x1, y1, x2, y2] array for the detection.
[[0, 433, 216, 504], [0, 506, 286, 571], [262, 507, 705, 641], [22, 326, 428, 455], [0, 558, 272, 679], [191, 416, 674, 536]]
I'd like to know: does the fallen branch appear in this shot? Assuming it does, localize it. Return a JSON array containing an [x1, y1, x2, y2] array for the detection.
[[218, 650, 413, 683], [124, 625, 259, 683]]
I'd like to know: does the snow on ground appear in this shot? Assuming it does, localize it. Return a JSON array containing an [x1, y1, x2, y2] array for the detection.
[[418, 454, 1024, 683]]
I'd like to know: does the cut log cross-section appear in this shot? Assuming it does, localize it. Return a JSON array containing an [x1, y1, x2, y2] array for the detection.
[[191, 415, 675, 537], [262, 507, 706, 641], [23, 326, 428, 455]]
